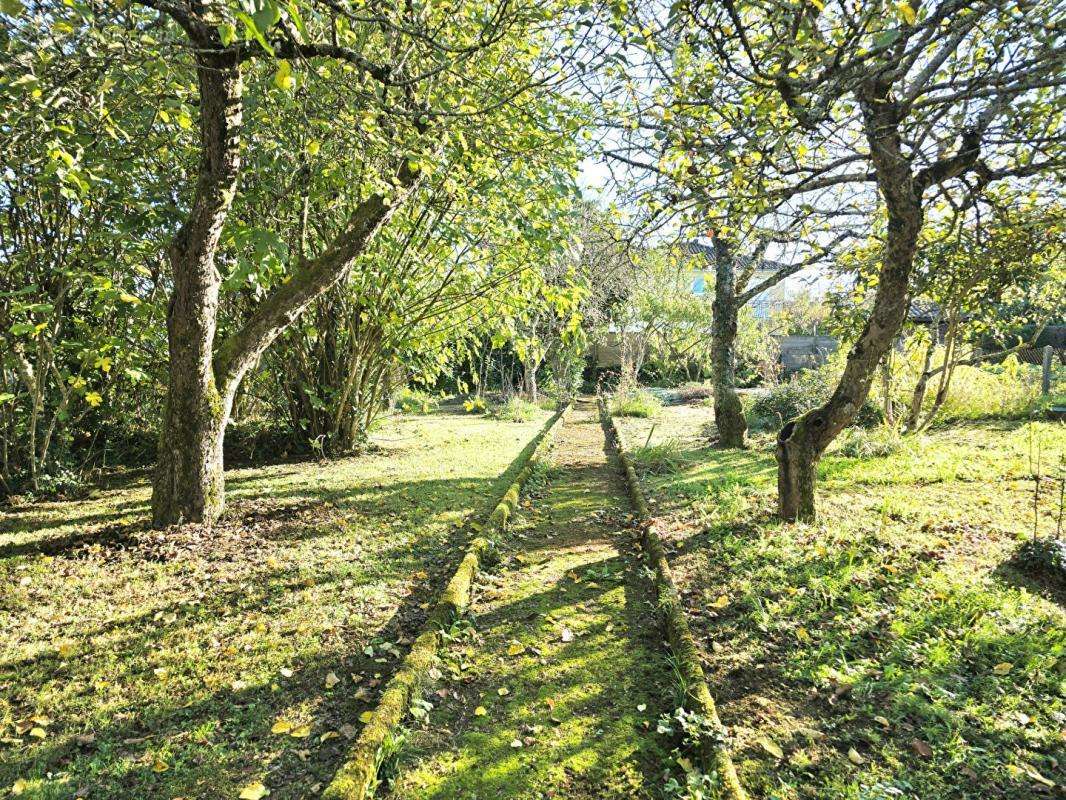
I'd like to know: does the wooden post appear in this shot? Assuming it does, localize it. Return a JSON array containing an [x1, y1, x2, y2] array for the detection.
[[1042, 345, 1053, 395]]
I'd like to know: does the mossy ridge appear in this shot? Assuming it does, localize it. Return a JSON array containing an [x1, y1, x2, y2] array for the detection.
[[324, 405, 569, 800], [385, 399, 673, 799], [600, 393, 749, 800]]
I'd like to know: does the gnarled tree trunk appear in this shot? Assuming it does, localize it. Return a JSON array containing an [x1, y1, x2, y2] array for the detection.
[[710, 236, 746, 448], [149, 42, 425, 527], [777, 86, 925, 521]]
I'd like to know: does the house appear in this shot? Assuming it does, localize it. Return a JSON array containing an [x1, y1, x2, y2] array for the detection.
[[677, 239, 791, 319]]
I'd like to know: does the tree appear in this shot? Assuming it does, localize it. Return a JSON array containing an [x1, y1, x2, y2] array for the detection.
[[5, 0, 581, 524], [670, 0, 1066, 519]]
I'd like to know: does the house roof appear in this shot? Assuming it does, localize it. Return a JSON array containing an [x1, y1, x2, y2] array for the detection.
[[677, 240, 789, 277]]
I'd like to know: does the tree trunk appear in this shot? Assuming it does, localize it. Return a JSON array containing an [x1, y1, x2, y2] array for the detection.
[[777, 419, 818, 522], [711, 236, 746, 448], [777, 85, 925, 521], [151, 52, 243, 526], [904, 335, 936, 431]]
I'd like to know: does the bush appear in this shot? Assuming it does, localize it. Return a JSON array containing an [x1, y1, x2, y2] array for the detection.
[[396, 388, 438, 415], [1015, 537, 1066, 588], [748, 361, 882, 431], [612, 388, 663, 418], [463, 396, 487, 414], [491, 396, 540, 422], [833, 426, 904, 459], [629, 439, 690, 475]]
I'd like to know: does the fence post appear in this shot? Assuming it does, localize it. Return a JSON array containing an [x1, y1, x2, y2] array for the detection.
[[1042, 345, 1053, 395]]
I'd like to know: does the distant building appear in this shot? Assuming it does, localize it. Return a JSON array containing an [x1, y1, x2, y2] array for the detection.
[[677, 240, 791, 320]]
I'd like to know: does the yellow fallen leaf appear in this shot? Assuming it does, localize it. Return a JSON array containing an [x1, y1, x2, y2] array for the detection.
[[796, 627, 811, 642], [758, 737, 784, 759], [992, 662, 1012, 675], [279, 668, 294, 678], [510, 738, 522, 748], [11, 779, 28, 796], [270, 720, 293, 735], [289, 724, 311, 738], [847, 747, 865, 765], [709, 594, 730, 609], [29, 727, 47, 739], [238, 782, 269, 799], [152, 758, 169, 773], [359, 711, 375, 724], [319, 731, 339, 743], [506, 641, 525, 656], [474, 706, 487, 717], [324, 672, 340, 689], [497, 687, 510, 696], [57, 640, 76, 657], [873, 715, 890, 729]]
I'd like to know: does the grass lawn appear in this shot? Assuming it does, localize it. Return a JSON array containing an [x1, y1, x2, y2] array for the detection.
[[617, 405, 1065, 799], [0, 408, 549, 800]]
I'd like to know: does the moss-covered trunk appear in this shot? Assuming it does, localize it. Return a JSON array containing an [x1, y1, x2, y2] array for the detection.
[[151, 52, 243, 527]]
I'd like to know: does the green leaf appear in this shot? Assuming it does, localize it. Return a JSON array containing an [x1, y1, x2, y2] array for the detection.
[[0, 0, 25, 16]]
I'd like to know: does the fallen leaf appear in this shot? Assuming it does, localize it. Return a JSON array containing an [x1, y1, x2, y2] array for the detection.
[[320, 731, 339, 743], [57, 640, 76, 657], [796, 627, 811, 642], [279, 668, 294, 678], [324, 672, 340, 689], [238, 782, 269, 799], [289, 724, 311, 738], [758, 737, 784, 759], [152, 759, 169, 773], [497, 687, 510, 696], [510, 738, 523, 748], [270, 720, 293, 735], [709, 594, 730, 609], [29, 727, 46, 739], [506, 641, 525, 656], [560, 628, 574, 643], [637, 704, 647, 712], [474, 706, 487, 717], [847, 747, 865, 765], [910, 739, 933, 759], [992, 662, 1013, 676], [359, 711, 375, 724], [873, 715, 890, 729], [11, 779, 28, 795]]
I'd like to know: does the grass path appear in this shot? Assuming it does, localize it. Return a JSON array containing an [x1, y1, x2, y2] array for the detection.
[[386, 399, 674, 799]]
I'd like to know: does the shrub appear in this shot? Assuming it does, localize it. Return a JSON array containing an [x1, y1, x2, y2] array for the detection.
[[629, 439, 691, 475], [612, 388, 663, 418], [463, 396, 487, 414], [1015, 537, 1066, 588], [396, 388, 438, 414], [491, 396, 540, 422], [748, 361, 882, 431]]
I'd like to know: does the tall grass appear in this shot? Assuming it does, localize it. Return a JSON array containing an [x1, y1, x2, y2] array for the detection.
[[612, 387, 663, 418]]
